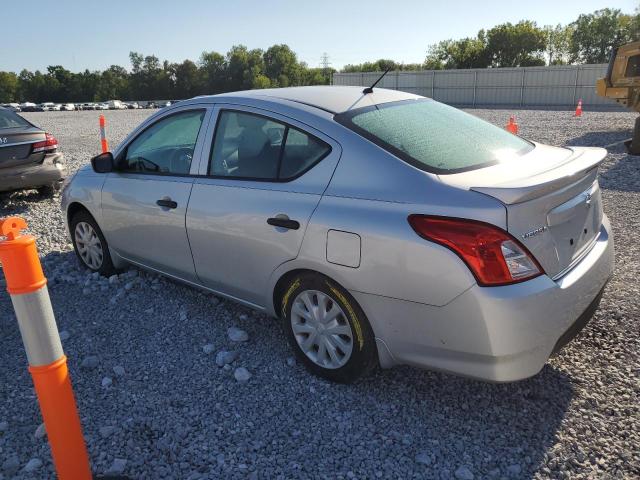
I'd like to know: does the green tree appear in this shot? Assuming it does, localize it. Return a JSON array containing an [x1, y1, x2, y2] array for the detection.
[[96, 65, 130, 101], [0, 72, 19, 102], [263, 44, 300, 87], [199, 51, 227, 94], [485, 21, 547, 67], [226, 45, 266, 91], [544, 24, 572, 65], [426, 36, 489, 69], [569, 8, 630, 63], [173, 60, 200, 98]]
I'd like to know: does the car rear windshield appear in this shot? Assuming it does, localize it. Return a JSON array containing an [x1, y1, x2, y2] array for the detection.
[[0, 108, 30, 129], [334, 99, 534, 174]]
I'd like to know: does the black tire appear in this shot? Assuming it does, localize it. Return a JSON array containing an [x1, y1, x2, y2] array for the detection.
[[70, 209, 118, 277], [629, 116, 640, 155], [280, 272, 378, 383]]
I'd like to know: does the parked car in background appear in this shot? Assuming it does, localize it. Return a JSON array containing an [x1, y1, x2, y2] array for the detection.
[[0, 106, 65, 195], [20, 102, 37, 112], [62, 103, 76, 111], [97, 103, 109, 110], [107, 100, 126, 110], [126, 102, 140, 109], [40, 102, 58, 111], [61, 86, 614, 384]]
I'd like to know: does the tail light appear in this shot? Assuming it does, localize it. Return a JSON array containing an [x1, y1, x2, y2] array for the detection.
[[408, 215, 543, 286], [32, 133, 58, 153]]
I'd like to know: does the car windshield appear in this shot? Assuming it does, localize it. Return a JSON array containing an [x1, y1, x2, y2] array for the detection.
[[0, 108, 30, 129], [335, 99, 534, 174]]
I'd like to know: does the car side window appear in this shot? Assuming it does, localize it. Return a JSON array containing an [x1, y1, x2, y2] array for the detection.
[[209, 110, 331, 181], [120, 109, 205, 174], [280, 127, 331, 179]]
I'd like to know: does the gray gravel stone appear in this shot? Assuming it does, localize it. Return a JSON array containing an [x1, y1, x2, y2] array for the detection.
[[506, 464, 522, 476], [22, 458, 42, 473], [215, 350, 237, 367], [415, 452, 432, 465], [227, 327, 249, 342], [2, 456, 19, 475], [34, 423, 46, 439], [59, 330, 70, 341], [202, 343, 215, 354], [81, 355, 99, 369], [0, 421, 7, 432], [112, 365, 125, 377], [455, 466, 474, 480], [105, 458, 127, 476], [234, 367, 252, 382], [99, 426, 116, 438], [101, 376, 112, 388]]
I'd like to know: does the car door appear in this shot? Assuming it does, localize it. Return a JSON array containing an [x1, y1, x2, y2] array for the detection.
[[100, 106, 210, 282], [186, 105, 341, 307]]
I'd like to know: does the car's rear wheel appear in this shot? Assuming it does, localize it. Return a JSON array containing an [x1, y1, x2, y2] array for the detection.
[[70, 210, 117, 277], [280, 273, 378, 383]]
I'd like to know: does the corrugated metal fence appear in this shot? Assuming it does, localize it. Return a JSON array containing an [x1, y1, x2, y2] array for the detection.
[[333, 64, 616, 108]]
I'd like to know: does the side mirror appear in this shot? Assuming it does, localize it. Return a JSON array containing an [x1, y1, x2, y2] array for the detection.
[[91, 152, 114, 173]]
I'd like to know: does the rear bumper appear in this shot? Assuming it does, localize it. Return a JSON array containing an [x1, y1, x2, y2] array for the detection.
[[0, 153, 65, 192], [353, 216, 615, 382]]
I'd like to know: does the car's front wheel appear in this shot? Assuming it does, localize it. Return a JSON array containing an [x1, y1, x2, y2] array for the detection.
[[281, 273, 378, 383], [70, 210, 117, 277]]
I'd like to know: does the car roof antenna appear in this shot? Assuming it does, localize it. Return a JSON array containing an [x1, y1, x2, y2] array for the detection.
[[362, 66, 393, 94]]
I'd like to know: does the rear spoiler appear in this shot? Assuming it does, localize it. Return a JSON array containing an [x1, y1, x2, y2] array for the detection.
[[471, 147, 607, 204]]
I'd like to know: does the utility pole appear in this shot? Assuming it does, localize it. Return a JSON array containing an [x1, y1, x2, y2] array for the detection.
[[320, 52, 331, 85]]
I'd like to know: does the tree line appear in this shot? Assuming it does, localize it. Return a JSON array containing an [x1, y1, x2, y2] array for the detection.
[[0, 7, 638, 103], [342, 8, 640, 71], [0, 44, 331, 104]]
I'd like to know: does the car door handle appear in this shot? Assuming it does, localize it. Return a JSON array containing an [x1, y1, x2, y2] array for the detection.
[[267, 216, 300, 230], [156, 198, 178, 209]]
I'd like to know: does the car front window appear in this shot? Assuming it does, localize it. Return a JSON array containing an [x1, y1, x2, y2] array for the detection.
[[335, 99, 534, 174], [122, 109, 205, 174]]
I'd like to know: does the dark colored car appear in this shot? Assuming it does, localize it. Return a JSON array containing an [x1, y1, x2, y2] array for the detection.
[[0, 107, 65, 195]]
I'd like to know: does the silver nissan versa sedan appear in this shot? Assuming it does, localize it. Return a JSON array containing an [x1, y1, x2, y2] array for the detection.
[[61, 86, 614, 383]]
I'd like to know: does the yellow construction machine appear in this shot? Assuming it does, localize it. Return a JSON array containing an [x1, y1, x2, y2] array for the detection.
[[596, 41, 640, 153]]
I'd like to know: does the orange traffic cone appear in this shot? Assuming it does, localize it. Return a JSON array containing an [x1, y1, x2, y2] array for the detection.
[[505, 116, 518, 134], [574, 99, 583, 117]]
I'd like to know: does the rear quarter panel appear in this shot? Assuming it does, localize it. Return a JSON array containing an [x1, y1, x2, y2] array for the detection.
[[268, 145, 508, 313]]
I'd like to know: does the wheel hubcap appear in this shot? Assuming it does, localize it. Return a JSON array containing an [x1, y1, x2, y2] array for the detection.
[[74, 221, 103, 270], [290, 290, 354, 369]]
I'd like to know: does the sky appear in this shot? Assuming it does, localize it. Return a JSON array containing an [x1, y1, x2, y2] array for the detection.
[[2, 0, 637, 73]]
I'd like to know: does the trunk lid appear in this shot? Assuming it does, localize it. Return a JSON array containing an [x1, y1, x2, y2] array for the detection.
[[438, 143, 607, 278], [0, 127, 46, 169]]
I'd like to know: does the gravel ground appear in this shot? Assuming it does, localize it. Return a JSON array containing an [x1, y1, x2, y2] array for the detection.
[[0, 108, 638, 480]]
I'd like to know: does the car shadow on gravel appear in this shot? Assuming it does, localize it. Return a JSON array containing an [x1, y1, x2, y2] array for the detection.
[[356, 364, 574, 478], [567, 130, 640, 193], [0, 189, 57, 215]]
